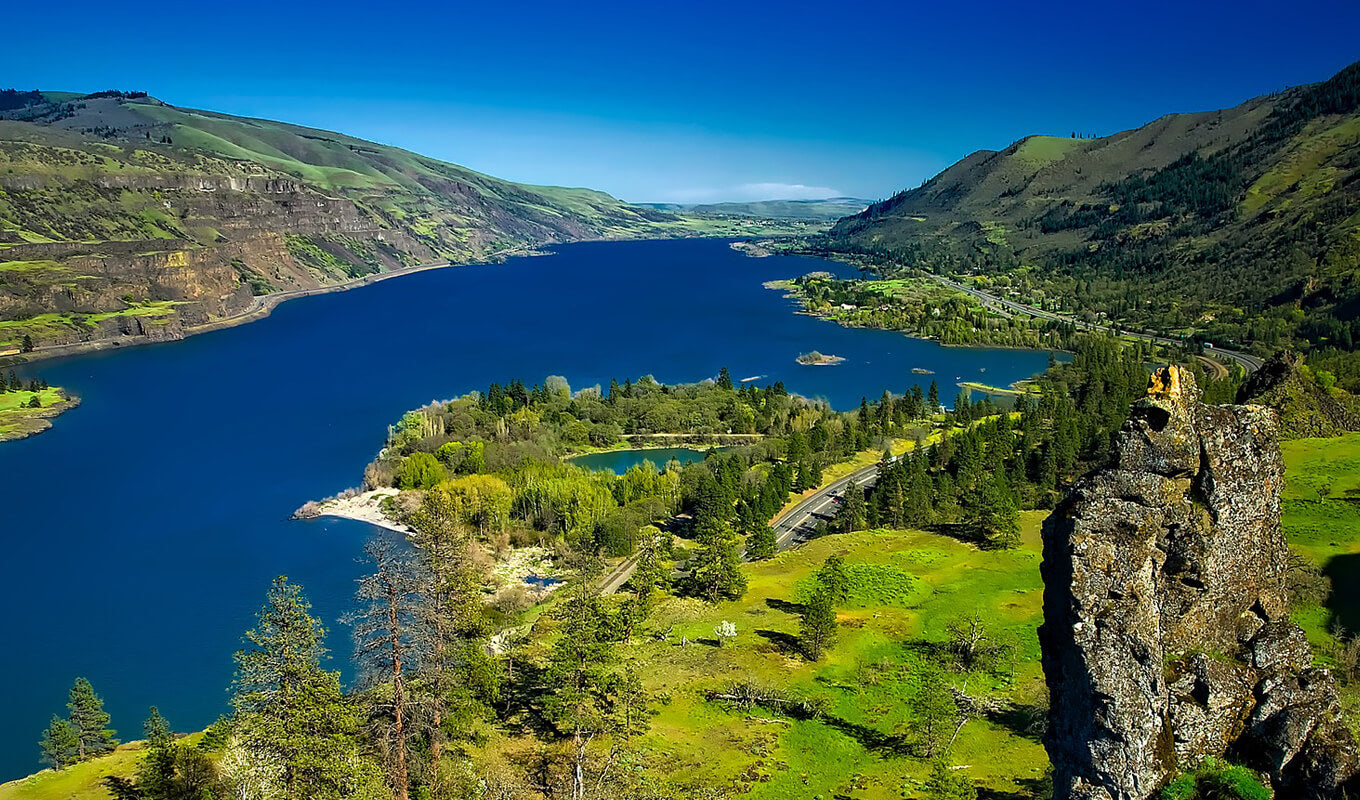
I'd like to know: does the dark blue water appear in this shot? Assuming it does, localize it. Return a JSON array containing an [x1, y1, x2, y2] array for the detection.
[[567, 447, 715, 474], [0, 238, 1056, 778]]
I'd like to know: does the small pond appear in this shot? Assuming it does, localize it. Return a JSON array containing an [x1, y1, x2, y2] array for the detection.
[[566, 446, 719, 474]]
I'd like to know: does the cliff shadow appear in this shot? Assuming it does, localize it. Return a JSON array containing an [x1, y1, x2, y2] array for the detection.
[[1325, 553, 1360, 634]]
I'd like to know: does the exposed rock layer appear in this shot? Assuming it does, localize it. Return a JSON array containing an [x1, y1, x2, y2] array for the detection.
[[1040, 366, 1359, 799]]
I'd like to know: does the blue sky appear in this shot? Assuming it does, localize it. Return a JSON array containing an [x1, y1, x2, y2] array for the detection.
[[4, 0, 1358, 202]]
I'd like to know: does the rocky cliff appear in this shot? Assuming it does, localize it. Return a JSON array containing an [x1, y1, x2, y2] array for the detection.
[[0, 92, 679, 353], [1236, 350, 1360, 439], [1040, 366, 1359, 799]]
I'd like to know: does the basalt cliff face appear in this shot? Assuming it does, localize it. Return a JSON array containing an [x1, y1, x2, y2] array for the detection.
[[1040, 366, 1359, 799], [0, 92, 676, 353]]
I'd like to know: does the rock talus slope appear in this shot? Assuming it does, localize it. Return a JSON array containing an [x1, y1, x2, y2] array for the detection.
[[1040, 366, 1359, 799]]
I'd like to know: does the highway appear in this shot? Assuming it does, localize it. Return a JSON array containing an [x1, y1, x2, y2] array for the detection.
[[923, 274, 1264, 375], [599, 460, 883, 594]]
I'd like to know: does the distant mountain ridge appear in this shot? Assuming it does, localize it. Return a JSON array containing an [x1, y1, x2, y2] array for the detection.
[[822, 60, 1360, 369], [0, 90, 681, 351], [641, 197, 871, 221]]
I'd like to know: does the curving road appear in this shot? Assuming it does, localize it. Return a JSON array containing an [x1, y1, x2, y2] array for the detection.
[[599, 461, 883, 594], [923, 274, 1264, 374]]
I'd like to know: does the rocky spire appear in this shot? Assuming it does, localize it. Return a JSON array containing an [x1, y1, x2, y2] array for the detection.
[[1040, 365, 1359, 799]]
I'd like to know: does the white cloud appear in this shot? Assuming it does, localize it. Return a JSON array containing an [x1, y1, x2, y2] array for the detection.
[[656, 182, 842, 204]]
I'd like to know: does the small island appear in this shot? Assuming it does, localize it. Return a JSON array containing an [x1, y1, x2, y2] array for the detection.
[[796, 350, 845, 366], [0, 372, 78, 442]]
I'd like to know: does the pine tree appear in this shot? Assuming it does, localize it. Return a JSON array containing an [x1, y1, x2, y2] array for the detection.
[[838, 481, 867, 532], [690, 515, 747, 602], [143, 707, 172, 748], [21, 334, 34, 353], [228, 576, 380, 799], [967, 473, 1020, 549], [542, 572, 650, 798], [799, 588, 838, 661], [717, 366, 733, 391], [67, 678, 118, 760], [816, 555, 851, 603], [923, 757, 977, 800], [746, 525, 777, 560], [38, 716, 79, 770]]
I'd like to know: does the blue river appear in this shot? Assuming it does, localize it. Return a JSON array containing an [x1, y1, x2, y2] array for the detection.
[[0, 238, 1057, 778]]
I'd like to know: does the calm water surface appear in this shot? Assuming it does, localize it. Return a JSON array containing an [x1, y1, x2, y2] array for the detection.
[[0, 238, 1057, 777]]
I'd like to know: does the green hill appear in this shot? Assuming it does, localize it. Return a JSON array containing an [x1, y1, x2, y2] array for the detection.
[[822, 60, 1360, 385], [0, 90, 683, 351]]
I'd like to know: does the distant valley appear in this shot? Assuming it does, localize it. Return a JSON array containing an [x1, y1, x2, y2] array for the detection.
[[0, 90, 791, 356]]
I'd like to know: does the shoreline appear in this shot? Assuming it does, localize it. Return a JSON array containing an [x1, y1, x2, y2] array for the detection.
[[6, 256, 501, 366], [0, 393, 81, 443], [4, 230, 798, 368], [294, 489, 413, 536]]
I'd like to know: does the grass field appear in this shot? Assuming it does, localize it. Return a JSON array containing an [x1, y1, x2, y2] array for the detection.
[[1283, 434, 1360, 649], [0, 744, 143, 800], [0, 387, 76, 442], [549, 513, 1051, 799]]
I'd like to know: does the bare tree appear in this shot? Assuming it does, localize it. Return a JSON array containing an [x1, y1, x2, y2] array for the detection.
[[349, 537, 431, 800]]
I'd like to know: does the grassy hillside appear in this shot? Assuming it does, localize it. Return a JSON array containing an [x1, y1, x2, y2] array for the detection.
[[822, 60, 1360, 385], [0, 91, 708, 352], [482, 517, 1051, 799]]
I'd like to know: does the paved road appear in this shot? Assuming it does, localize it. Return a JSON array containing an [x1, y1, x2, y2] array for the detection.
[[599, 460, 884, 594], [769, 464, 881, 549], [924, 274, 1264, 374]]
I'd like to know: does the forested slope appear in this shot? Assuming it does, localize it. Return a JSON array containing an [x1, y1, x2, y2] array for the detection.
[[823, 61, 1360, 384]]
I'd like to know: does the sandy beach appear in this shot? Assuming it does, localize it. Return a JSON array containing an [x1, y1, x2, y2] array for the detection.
[[298, 489, 414, 535]]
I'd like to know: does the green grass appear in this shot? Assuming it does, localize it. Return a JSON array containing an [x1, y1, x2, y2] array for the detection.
[[1011, 135, 1084, 166], [571, 514, 1051, 798], [0, 387, 64, 413], [1282, 433, 1360, 688], [0, 744, 143, 800], [1243, 116, 1360, 215]]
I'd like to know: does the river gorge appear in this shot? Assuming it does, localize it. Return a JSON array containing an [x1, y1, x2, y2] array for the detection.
[[0, 238, 1057, 778]]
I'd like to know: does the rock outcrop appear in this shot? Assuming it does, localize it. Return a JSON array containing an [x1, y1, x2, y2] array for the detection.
[[1040, 365, 1359, 799], [1236, 350, 1360, 439]]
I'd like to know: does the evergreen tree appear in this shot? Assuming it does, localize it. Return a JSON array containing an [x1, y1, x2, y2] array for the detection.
[[746, 524, 777, 560], [143, 706, 172, 749], [816, 555, 851, 604], [542, 572, 650, 798], [967, 473, 1020, 549], [21, 334, 34, 353], [799, 588, 837, 661], [38, 716, 79, 770], [717, 366, 733, 391], [910, 664, 960, 759], [838, 481, 867, 532], [928, 380, 940, 409], [690, 514, 747, 602], [67, 678, 118, 760], [228, 576, 380, 800]]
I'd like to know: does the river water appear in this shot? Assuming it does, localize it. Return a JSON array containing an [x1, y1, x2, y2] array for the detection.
[[0, 238, 1056, 777]]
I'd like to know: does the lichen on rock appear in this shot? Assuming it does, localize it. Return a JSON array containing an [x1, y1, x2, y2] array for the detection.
[[1040, 365, 1359, 799]]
